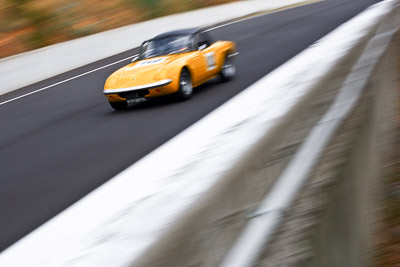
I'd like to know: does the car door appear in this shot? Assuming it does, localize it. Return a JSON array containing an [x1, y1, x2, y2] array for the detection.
[[196, 32, 219, 79], [188, 32, 219, 85], [185, 34, 206, 85]]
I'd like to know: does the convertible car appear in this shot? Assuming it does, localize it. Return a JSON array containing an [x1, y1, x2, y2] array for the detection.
[[103, 28, 238, 110]]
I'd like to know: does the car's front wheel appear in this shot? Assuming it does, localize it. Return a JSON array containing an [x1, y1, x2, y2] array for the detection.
[[176, 68, 193, 100], [109, 101, 128, 110], [220, 52, 236, 82]]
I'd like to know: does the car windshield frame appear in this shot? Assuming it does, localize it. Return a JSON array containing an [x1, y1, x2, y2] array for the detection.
[[139, 34, 194, 60]]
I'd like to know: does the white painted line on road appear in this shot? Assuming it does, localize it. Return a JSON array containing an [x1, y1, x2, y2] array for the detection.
[[203, 0, 322, 32], [0, 55, 138, 107]]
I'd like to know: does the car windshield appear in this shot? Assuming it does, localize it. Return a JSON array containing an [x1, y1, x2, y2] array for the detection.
[[139, 35, 192, 59]]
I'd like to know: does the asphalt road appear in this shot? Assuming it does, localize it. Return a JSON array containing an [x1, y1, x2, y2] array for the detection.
[[0, 0, 381, 252]]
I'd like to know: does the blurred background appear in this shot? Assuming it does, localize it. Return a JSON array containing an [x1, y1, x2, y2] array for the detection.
[[0, 0, 238, 58], [0, 0, 399, 266]]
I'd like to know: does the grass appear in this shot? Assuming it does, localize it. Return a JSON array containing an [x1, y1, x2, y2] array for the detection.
[[0, 0, 239, 58]]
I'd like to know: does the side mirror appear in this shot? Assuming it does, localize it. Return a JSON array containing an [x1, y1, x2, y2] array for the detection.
[[131, 56, 138, 62], [198, 44, 207, 51]]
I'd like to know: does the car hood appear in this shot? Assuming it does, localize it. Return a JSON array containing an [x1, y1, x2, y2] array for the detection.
[[104, 55, 182, 90]]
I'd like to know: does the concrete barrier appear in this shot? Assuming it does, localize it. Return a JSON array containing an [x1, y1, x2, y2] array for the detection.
[[0, 0, 309, 96], [221, 2, 400, 265], [252, 30, 400, 267], [0, 0, 398, 267]]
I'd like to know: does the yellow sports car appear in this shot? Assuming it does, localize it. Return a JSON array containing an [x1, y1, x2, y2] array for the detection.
[[103, 28, 238, 110]]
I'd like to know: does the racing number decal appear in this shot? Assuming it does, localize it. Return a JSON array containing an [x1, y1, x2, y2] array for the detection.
[[134, 57, 166, 68], [205, 52, 216, 71]]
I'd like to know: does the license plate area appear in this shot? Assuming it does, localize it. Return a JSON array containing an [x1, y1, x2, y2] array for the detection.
[[119, 89, 149, 99], [127, 98, 146, 104]]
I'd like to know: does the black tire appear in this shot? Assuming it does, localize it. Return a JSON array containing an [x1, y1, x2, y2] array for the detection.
[[220, 53, 236, 82], [109, 101, 128, 110], [175, 68, 193, 100]]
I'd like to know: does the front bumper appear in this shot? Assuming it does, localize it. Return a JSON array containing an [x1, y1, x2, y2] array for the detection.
[[103, 79, 172, 95]]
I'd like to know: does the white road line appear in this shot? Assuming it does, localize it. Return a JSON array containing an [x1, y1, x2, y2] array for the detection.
[[0, 55, 138, 106], [204, 0, 321, 32], [0, 0, 320, 107]]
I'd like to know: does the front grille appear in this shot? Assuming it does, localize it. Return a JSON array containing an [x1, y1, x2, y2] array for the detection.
[[119, 89, 149, 99]]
